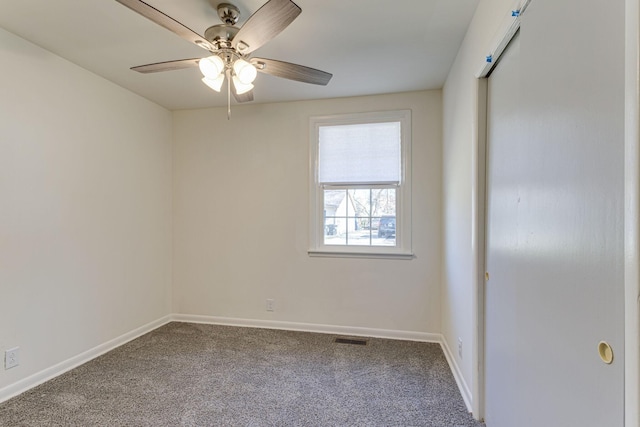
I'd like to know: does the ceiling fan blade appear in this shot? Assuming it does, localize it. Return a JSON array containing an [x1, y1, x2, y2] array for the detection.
[[232, 0, 301, 54], [115, 0, 213, 51], [251, 58, 332, 85], [231, 86, 254, 103], [131, 58, 201, 73]]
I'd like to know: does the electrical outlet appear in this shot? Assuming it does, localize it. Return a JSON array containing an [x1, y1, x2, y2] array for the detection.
[[5, 347, 19, 370], [457, 338, 463, 358], [266, 298, 275, 312]]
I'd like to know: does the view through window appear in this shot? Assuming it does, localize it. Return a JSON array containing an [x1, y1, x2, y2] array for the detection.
[[323, 188, 396, 246]]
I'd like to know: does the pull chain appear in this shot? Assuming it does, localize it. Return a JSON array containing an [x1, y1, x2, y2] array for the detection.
[[226, 69, 231, 120]]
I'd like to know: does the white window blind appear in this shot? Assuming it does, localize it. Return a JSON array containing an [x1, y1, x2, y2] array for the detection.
[[318, 122, 401, 184]]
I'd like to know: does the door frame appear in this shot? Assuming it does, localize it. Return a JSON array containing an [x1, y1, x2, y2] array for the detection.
[[471, 2, 527, 420], [471, 76, 488, 420], [471, 0, 640, 423]]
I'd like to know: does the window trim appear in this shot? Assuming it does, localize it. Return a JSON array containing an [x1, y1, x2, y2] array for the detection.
[[308, 110, 413, 259]]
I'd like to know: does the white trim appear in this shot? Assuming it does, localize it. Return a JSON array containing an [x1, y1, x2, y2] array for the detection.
[[441, 335, 473, 412], [171, 314, 439, 342], [0, 315, 172, 404], [472, 78, 489, 421], [308, 250, 414, 260], [625, 0, 640, 425]]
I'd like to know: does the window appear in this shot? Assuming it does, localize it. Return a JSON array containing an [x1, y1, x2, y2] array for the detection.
[[309, 110, 412, 258]]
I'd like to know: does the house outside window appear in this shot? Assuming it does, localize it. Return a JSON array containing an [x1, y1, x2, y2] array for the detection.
[[309, 110, 412, 259]]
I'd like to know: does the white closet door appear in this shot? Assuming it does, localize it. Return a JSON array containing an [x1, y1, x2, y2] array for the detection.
[[484, 1, 625, 422]]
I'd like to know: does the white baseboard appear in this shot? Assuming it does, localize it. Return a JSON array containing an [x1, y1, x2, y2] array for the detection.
[[0, 315, 172, 404], [440, 336, 473, 412], [171, 314, 441, 343]]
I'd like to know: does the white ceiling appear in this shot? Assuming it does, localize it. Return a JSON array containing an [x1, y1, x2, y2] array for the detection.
[[0, 0, 479, 110]]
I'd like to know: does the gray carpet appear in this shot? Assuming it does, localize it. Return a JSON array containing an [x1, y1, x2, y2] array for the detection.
[[0, 322, 484, 426]]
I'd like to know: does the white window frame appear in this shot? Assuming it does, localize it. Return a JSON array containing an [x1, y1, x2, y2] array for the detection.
[[308, 110, 413, 259]]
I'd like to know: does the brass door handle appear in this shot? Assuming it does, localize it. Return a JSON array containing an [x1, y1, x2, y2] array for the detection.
[[598, 341, 614, 364]]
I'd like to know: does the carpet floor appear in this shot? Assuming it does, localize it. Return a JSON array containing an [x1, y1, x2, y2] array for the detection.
[[0, 322, 484, 426]]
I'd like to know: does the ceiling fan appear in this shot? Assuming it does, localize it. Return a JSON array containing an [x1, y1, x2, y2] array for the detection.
[[116, 0, 333, 116]]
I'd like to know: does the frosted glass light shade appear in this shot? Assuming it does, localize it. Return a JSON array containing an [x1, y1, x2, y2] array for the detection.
[[233, 59, 257, 84], [201, 74, 225, 92], [199, 55, 224, 78], [232, 76, 254, 94]]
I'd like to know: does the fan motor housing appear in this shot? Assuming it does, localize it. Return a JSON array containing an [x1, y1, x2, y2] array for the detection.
[[204, 24, 239, 48]]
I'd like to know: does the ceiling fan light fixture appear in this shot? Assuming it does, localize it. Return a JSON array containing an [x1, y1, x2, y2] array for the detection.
[[202, 74, 225, 92], [233, 58, 257, 84], [199, 55, 224, 78], [232, 76, 254, 94], [119, 0, 332, 118]]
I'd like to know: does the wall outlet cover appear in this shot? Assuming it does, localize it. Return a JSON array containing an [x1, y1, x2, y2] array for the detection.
[[5, 347, 19, 370]]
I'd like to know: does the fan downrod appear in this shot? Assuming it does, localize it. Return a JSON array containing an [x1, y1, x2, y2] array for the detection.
[[204, 3, 241, 47]]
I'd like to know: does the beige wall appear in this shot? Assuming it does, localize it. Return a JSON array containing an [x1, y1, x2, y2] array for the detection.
[[0, 28, 173, 392], [172, 91, 442, 333]]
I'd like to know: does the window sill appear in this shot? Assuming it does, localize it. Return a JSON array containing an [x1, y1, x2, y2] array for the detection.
[[308, 250, 415, 260]]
